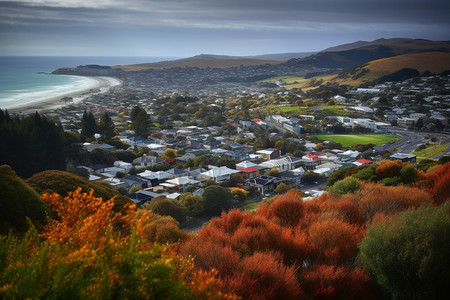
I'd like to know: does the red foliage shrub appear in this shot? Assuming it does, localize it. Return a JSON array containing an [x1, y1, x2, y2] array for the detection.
[[415, 163, 450, 205], [226, 252, 303, 300], [266, 189, 305, 227], [356, 183, 433, 221], [375, 160, 404, 180], [301, 265, 372, 300], [308, 219, 364, 265]]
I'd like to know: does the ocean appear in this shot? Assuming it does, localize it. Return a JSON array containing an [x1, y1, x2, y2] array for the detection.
[[0, 56, 179, 110]]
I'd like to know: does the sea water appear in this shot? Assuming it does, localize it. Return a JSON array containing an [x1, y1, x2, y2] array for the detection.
[[0, 56, 178, 109]]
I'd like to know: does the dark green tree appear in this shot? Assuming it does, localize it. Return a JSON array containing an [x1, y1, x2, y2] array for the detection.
[[359, 204, 450, 300], [99, 113, 115, 140], [0, 110, 67, 178], [132, 110, 151, 137], [202, 185, 232, 216], [81, 111, 97, 139], [148, 197, 189, 223]]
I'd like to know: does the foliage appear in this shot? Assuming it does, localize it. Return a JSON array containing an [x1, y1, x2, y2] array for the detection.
[[179, 193, 205, 217], [0, 188, 233, 299], [81, 111, 97, 139], [268, 167, 279, 177], [0, 110, 67, 178], [131, 108, 151, 137], [273, 182, 293, 194], [229, 187, 248, 202], [303, 170, 323, 183], [26, 170, 131, 211], [202, 185, 233, 216], [148, 197, 189, 223], [359, 203, 450, 300], [327, 177, 362, 195], [98, 113, 115, 141], [0, 165, 49, 234]]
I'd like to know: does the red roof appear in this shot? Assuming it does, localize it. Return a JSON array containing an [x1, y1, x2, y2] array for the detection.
[[251, 118, 262, 123], [238, 167, 259, 173], [356, 159, 373, 164]]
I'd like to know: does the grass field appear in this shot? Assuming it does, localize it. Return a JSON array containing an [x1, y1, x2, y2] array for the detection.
[[314, 134, 399, 147], [277, 106, 310, 114], [411, 143, 449, 160]]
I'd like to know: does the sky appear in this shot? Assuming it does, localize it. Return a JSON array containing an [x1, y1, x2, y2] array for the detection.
[[1, 0, 449, 57]]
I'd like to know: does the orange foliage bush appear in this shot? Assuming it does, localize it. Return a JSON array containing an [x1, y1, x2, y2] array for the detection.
[[375, 160, 405, 180], [355, 183, 433, 221], [415, 162, 450, 205], [301, 265, 371, 300], [308, 219, 364, 265]]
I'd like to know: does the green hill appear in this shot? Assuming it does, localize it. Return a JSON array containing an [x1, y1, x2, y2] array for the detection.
[[114, 54, 286, 71]]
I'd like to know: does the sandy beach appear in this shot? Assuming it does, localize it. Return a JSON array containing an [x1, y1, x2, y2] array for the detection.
[[8, 76, 122, 115]]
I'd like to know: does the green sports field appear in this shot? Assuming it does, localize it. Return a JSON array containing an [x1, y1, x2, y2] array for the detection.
[[314, 134, 399, 147]]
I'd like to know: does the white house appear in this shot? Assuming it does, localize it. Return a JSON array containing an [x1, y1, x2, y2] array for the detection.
[[200, 166, 240, 182]]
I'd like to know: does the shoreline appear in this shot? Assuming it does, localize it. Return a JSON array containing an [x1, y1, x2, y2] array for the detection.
[[7, 76, 122, 115]]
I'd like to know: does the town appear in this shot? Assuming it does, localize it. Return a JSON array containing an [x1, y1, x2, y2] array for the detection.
[[19, 63, 447, 226]]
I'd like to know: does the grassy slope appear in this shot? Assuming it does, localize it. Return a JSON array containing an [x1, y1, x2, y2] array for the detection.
[[114, 55, 286, 71], [314, 134, 399, 147], [324, 52, 450, 86], [411, 143, 449, 160]]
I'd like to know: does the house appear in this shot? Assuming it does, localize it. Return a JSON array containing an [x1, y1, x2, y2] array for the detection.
[[313, 167, 332, 177], [389, 153, 416, 163], [259, 156, 303, 173], [127, 190, 160, 205], [248, 175, 283, 194], [200, 166, 240, 182], [236, 160, 258, 169], [167, 168, 189, 178], [137, 170, 172, 183], [133, 154, 163, 167], [165, 176, 201, 193], [104, 177, 127, 190], [353, 159, 373, 166], [256, 148, 281, 160], [224, 150, 250, 161], [121, 175, 149, 190], [237, 167, 260, 179], [114, 160, 132, 171]]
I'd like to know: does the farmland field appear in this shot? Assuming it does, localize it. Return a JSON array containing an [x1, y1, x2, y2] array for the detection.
[[314, 134, 399, 147]]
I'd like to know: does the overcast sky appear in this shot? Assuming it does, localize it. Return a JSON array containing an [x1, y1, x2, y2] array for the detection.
[[1, 0, 449, 57]]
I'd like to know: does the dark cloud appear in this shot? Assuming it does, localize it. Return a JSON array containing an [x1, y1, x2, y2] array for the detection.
[[0, 0, 449, 55]]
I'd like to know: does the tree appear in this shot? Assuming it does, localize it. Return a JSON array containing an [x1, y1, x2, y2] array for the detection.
[[327, 177, 362, 195], [148, 197, 189, 223], [98, 113, 115, 140], [359, 204, 450, 300], [302, 170, 322, 184], [202, 185, 232, 216], [0, 165, 49, 234], [269, 167, 279, 177], [274, 183, 293, 194], [132, 110, 151, 137], [81, 111, 97, 139]]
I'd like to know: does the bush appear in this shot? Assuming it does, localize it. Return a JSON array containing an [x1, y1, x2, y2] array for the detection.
[[359, 204, 450, 299], [327, 177, 362, 195]]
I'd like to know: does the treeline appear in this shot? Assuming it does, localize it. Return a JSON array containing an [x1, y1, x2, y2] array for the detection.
[[0, 110, 66, 178]]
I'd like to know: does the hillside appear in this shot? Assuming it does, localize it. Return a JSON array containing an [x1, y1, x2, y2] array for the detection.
[[327, 52, 450, 86], [114, 54, 286, 71], [321, 38, 449, 52], [284, 39, 450, 71]]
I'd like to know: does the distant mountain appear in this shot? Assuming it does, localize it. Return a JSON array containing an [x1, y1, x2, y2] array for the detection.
[[114, 54, 286, 71], [285, 39, 450, 71], [320, 38, 447, 52], [247, 52, 315, 60], [327, 52, 450, 86]]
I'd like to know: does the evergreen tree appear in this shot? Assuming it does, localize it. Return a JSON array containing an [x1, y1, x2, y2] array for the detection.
[[132, 110, 150, 137], [99, 113, 115, 140], [81, 111, 97, 139]]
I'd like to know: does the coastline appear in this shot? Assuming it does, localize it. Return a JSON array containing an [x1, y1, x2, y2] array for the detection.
[[7, 76, 122, 115]]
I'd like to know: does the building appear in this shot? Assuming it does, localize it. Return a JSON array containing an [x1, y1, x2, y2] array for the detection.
[[389, 153, 416, 163]]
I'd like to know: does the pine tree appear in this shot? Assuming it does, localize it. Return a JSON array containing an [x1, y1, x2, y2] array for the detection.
[[99, 113, 115, 141], [81, 111, 97, 139]]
